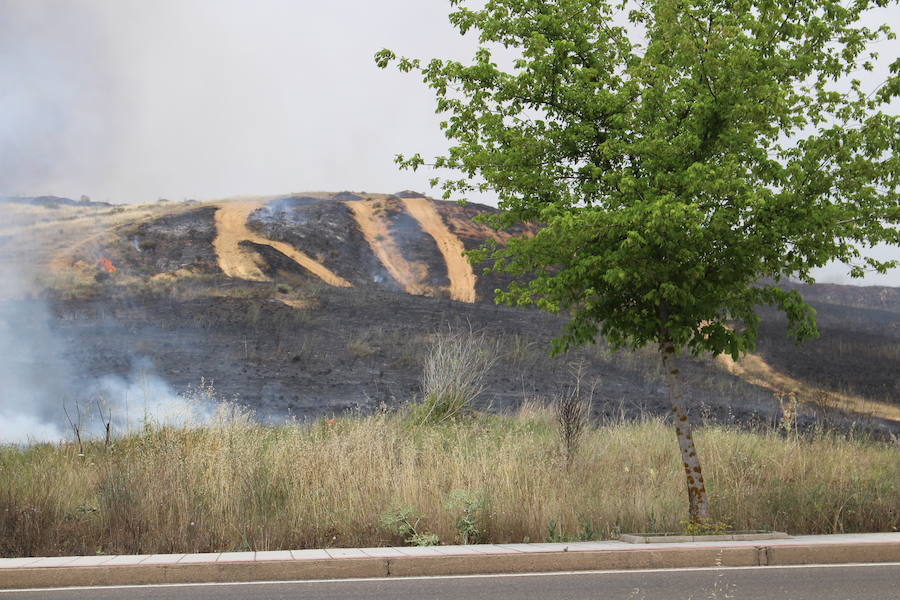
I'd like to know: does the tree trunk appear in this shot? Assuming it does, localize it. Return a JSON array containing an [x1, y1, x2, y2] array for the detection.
[[661, 341, 710, 523]]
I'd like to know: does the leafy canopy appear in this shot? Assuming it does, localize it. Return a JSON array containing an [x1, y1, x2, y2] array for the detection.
[[377, 0, 899, 358]]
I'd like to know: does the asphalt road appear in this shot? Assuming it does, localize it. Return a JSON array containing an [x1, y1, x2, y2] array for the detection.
[[3, 563, 898, 600]]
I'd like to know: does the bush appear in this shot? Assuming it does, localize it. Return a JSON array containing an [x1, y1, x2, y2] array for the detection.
[[445, 489, 487, 544], [379, 505, 439, 546], [410, 328, 498, 424], [346, 340, 376, 359]]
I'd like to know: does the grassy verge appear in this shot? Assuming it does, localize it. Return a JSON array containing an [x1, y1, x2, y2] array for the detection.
[[2, 408, 897, 557]]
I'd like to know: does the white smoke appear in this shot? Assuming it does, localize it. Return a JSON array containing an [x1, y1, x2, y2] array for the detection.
[[0, 414, 63, 446], [0, 1, 120, 197], [0, 263, 219, 446], [67, 369, 218, 443]]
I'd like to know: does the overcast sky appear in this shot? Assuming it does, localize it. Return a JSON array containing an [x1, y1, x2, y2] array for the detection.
[[0, 0, 897, 285]]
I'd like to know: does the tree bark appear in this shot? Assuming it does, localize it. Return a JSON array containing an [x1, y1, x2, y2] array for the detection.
[[661, 341, 710, 523]]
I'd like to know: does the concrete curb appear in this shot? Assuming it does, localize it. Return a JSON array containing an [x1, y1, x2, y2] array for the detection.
[[619, 531, 790, 544], [1, 534, 898, 590]]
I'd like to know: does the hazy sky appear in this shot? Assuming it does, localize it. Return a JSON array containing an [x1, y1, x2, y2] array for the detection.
[[1, 0, 474, 203], [1, 0, 897, 285]]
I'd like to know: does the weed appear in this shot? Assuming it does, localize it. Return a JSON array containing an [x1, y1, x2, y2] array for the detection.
[[554, 374, 592, 468], [380, 506, 439, 546], [776, 391, 799, 437], [503, 333, 538, 366], [680, 518, 733, 536], [445, 489, 486, 544], [578, 519, 599, 541], [545, 519, 566, 543]]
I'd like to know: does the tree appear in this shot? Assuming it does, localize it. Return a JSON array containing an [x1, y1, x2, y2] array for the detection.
[[377, 0, 899, 523]]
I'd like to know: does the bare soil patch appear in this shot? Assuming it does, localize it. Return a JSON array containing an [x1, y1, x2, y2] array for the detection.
[[401, 197, 476, 302]]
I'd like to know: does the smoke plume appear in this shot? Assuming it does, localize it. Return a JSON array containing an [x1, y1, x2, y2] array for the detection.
[[0, 263, 216, 446]]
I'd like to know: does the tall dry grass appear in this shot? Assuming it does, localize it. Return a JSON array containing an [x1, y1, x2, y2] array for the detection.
[[2, 408, 898, 557]]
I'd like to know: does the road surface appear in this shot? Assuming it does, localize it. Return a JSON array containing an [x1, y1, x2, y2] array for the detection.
[[3, 563, 898, 599]]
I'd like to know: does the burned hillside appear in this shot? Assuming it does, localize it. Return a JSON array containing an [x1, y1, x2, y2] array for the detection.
[[0, 193, 897, 441]]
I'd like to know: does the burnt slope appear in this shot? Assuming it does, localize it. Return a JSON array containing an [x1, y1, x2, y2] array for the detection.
[[431, 199, 534, 302], [247, 196, 397, 289], [0, 195, 112, 208], [110, 206, 220, 276], [383, 197, 451, 293], [42, 285, 776, 423], [1, 194, 896, 438], [755, 301, 899, 403], [35, 279, 897, 438]]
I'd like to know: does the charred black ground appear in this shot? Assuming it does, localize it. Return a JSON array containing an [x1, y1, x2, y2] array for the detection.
[[2, 194, 897, 436]]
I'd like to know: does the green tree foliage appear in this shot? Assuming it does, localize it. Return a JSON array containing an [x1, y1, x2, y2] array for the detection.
[[378, 0, 898, 521], [378, 0, 898, 355]]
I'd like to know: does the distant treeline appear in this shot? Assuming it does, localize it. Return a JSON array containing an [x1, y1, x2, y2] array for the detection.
[[0, 195, 112, 208]]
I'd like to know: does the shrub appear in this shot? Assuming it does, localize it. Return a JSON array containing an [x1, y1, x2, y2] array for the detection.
[[346, 340, 376, 359], [411, 328, 498, 424], [379, 505, 439, 546]]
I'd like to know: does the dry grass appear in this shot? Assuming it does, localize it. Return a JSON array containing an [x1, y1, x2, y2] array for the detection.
[[2, 407, 897, 558]]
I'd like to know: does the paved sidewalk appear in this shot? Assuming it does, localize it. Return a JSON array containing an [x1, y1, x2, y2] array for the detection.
[[2, 533, 899, 589]]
